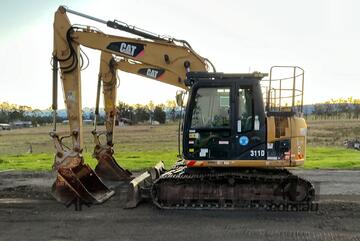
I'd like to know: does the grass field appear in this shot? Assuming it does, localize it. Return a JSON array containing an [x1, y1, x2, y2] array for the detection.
[[0, 120, 359, 171], [307, 119, 360, 146], [0, 124, 180, 171]]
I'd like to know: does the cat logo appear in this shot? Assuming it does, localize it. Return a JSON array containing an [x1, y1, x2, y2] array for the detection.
[[119, 43, 137, 56], [138, 68, 165, 79], [146, 69, 158, 78], [107, 42, 145, 57]]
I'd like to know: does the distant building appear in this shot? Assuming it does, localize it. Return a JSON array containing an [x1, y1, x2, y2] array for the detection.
[[11, 121, 33, 128], [118, 117, 133, 126], [0, 123, 11, 130], [83, 120, 93, 125], [62, 119, 93, 125]]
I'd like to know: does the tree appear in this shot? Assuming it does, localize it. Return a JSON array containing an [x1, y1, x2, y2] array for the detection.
[[134, 104, 150, 123], [313, 103, 325, 120], [353, 99, 360, 119], [117, 101, 135, 121], [323, 101, 334, 119], [165, 100, 176, 109], [147, 101, 155, 112], [166, 99, 177, 121], [153, 105, 166, 124]]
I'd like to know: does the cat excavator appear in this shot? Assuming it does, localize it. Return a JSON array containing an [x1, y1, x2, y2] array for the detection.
[[51, 6, 316, 211]]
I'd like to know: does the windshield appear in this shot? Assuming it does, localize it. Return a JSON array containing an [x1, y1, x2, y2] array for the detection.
[[190, 87, 230, 128]]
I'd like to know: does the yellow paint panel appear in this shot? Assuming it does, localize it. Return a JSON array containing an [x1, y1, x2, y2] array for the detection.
[[267, 117, 275, 142]]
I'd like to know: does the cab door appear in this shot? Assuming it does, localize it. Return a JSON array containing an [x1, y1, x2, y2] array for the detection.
[[234, 84, 267, 160], [183, 82, 236, 160]]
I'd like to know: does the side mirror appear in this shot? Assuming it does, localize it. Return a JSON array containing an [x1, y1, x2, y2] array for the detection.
[[175, 90, 185, 107]]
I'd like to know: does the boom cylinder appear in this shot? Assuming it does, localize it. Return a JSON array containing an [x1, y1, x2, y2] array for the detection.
[[52, 57, 59, 111], [52, 57, 59, 131], [60, 5, 164, 41], [94, 75, 102, 129]]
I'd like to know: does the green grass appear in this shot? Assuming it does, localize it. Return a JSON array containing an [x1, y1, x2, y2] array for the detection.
[[0, 147, 359, 171], [0, 123, 180, 171], [304, 147, 360, 169], [0, 151, 179, 171], [1, 121, 360, 171]]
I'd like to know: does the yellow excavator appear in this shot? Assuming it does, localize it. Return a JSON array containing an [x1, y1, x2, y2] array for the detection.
[[51, 6, 316, 211]]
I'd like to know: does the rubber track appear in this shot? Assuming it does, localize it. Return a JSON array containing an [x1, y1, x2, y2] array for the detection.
[[151, 166, 317, 211]]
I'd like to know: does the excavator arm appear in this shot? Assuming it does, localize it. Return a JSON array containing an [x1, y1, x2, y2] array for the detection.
[[91, 52, 132, 181], [92, 52, 188, 180], [51, 6, 210, 208]]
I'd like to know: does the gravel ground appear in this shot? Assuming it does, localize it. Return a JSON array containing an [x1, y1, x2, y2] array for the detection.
[[0, 170, 359, 241]]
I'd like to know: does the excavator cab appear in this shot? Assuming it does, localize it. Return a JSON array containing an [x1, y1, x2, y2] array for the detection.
[[183, 72, 267, 162], [179, 68, 306, 168], [129, 70, 314, 209]]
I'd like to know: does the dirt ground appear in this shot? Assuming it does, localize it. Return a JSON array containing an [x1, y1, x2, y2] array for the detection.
[[0, 170, 360, 241]]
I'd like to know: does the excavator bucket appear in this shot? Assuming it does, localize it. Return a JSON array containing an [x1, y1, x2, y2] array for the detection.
[[50, 132, 115, 210], [126, 161, 165, 208], [52, 163, 115, 210], [93, 145, 132, 181]]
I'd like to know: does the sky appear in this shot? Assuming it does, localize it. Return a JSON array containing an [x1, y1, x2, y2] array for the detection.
[[0, 0, 359, 109]]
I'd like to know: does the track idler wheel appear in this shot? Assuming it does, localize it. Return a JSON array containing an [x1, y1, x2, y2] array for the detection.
[[286, 178, 313, 202]]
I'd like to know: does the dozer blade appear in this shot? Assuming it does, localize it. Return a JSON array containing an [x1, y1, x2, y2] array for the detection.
[[126, 161, 165, 208], [149, 161, 166, 179], [94, 146, 132, 181], [126, 171, 151, 208], [52, 163, 115, 210]]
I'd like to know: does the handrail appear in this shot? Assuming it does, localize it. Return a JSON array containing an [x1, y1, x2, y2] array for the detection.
[[265, 66, 305, 115]]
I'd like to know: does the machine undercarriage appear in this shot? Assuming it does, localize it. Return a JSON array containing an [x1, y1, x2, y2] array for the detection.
[[126, 162, 317, 211], [152, 165, 316, 211]]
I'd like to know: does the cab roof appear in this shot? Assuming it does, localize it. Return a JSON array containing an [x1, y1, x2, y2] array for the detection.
[[185, 72, 268, 87]]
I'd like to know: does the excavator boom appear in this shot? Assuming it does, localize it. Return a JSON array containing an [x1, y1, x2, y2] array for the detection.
[[51, 6, 209, 208]]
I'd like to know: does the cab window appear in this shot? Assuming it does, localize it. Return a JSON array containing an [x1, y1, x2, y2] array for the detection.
[[191, 88, 230, 128], [238, 87, 253, 132]]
